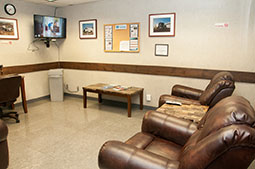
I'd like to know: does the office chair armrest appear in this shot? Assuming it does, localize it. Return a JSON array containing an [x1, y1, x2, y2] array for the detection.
[[171, 84, 203, 100], [0, 120, 8, 142], [98, 141, 179, 169], [142, 111, 197, 145]]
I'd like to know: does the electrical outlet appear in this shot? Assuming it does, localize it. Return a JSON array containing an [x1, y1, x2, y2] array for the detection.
[[146, 94, 151, 102], [65, 84, 80, 93]]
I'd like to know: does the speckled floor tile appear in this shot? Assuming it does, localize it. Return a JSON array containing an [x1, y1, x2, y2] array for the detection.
[[5, 96, 151, 169], [4, 96, 255, 169]]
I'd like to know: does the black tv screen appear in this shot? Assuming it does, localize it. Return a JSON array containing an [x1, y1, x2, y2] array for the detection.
[[34, 15, 66, 39]]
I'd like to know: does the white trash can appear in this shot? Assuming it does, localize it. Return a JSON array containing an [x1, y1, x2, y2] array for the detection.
[[48, 69, 64, 101]]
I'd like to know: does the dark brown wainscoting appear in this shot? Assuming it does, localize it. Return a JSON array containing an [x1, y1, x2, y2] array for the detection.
[[60, 62, 255, 83], [2, 61, 255, 83], [2, 62, 60, 74]]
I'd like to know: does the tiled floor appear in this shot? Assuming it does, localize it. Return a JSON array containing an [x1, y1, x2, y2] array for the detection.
[[6, 96, 152, 169], [4, 96, 255, 169]]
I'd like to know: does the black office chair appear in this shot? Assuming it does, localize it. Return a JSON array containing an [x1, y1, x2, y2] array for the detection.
[[0, 74, 21, 123]]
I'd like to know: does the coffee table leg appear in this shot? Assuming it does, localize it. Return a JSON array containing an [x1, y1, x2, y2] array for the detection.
[[127, 95, 131, 117], [140, 90, 143, 110], [83, 89, 87, 108], [98, 93, 102, 103]]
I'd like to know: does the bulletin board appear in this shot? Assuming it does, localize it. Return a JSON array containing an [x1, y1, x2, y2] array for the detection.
[[104, 22, 140, 53]]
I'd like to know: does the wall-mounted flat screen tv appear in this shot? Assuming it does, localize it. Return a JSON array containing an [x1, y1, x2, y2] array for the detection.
[[34, 14, 66, 39]]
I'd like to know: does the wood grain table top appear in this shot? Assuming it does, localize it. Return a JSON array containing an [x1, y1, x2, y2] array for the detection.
[[83, 83, 143, 95], [157, 103, 209, 123]]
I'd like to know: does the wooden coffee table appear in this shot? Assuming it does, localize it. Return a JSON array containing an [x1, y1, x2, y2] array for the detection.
[[157, 103, 209, 123], [83, 83, 144, 117]]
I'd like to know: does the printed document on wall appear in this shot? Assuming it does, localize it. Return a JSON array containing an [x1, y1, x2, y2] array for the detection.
[[120, 41, 130, 51], [130, 24, 138, 38]]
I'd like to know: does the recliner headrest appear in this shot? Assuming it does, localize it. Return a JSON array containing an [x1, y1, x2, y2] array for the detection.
[[197, 96, 255, 142], [199, 79, 235, 105], [210, 72, 234, 83], [198, 72, 235, 106]]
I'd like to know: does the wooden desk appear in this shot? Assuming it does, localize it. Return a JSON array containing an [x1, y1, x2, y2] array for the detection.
[[83, 83, 144, 117], [21, 77, 27, 113], [157, 103, 209, 123]]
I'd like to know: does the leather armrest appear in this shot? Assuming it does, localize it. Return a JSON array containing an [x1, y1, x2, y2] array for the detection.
[[142, 111, 197, 145], [158, 95, 201, 108], [98, 141, 179, 169], [171, 84, 203, 100], [0, 120, 8, 142]]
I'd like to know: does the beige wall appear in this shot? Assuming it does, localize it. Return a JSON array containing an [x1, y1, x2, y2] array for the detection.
[[0, 0, 59, 66], [0, 0, 57, 100], [0, 0, 254, 107], [59, 0, 255, 107], [59, 0, 255, 71]]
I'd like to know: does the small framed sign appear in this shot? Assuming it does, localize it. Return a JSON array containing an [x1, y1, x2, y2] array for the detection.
[[155, 44, 169, 56]]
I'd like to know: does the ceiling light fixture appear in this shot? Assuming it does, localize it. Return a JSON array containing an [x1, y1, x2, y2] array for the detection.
[[47, 0, 57, 2]]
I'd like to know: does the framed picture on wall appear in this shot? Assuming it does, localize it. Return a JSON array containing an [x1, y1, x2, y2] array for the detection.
[[0, 17, 19, 40], [149, 13, 176, 37], [79, 19, 97, 39]]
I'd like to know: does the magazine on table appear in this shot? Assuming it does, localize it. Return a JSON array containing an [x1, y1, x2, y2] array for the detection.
[[112, 85, 129, 91], [102, 84, 129, 91], [102, 84, 115, 89]]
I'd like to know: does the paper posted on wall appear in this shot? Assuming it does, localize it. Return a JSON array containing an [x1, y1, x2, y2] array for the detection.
[[130, 24, 138, 38], [105, 39, 113, 50], [119, 41, 130, 51]]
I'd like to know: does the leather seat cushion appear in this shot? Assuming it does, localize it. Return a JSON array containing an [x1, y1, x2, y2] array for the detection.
[[125, 132, 154, 149], [145, 137, 182, 160], [126, 132, 182, 160]]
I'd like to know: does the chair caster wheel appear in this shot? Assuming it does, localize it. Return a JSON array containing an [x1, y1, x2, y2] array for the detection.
[[16, 119, 20, 123]]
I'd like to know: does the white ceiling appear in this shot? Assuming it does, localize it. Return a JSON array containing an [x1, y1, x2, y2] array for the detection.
[[21, 0, 103, 7]]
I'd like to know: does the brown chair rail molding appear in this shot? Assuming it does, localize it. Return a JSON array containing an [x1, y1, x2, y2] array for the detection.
[[2, 62, 60, 75], [2, 61, 255, 83]]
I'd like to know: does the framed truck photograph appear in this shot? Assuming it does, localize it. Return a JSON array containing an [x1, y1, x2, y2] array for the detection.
[[149, 13, 176, 37]]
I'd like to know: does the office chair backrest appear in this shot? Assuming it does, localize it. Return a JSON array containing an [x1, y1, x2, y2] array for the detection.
[[199, 72, 235, 107], [0, 75, 21, 104]]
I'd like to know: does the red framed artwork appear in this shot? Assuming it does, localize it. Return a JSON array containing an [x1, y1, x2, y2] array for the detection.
[[0, 17, 19, 40]]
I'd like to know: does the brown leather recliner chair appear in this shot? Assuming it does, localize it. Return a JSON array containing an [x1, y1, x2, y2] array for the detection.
[[0, 119, 9, 169], [98, 96, 255, 169], [159, 72, 235, 107]]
